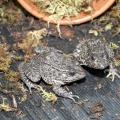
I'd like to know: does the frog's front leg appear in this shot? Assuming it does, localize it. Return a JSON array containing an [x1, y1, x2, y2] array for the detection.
[[18, 63, 38, 93], [106, 63, 120, 81], [53, 85, 79, 102], [21, 72, 37, 93]]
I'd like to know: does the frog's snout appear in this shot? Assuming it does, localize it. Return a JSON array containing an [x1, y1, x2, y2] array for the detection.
[[99, 64, 106, 69], [80, 71, 86, 78], [76, 70, 86, 79], [96, 62, 108, 69]]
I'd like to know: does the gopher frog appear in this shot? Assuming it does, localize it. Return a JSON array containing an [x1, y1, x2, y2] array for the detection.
[[18, 46, 85, 101], [73, 39, 120, 81]]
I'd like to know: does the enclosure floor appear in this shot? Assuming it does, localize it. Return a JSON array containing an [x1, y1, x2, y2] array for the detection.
[[0, 21, 120, 120]]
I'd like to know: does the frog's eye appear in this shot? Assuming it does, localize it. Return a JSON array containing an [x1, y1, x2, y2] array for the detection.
[[69, 71, 76, 76], [102, 54, 105, 58], [91, 56, 95, 61]]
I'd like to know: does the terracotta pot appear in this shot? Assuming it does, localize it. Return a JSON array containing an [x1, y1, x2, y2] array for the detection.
[[17, 0, 115, 25]]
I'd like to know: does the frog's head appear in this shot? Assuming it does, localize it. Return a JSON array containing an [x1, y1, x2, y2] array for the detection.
[[85, 39, 112, 69], [86, 51, 109, 69], [73, 39, 112, 69], [62, 61, 86, 82]]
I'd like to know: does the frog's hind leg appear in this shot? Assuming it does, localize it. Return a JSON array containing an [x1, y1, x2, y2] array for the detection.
[[18, 63, 37, 93], [53, 85, 79, 102]]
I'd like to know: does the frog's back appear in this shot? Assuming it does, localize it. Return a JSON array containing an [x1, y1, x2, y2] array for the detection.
[[35, 46, 73, 70]]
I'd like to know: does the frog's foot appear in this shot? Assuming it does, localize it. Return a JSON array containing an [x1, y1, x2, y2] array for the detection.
[[106, 64, 120, 81], [53, 85, 79, 102], [21, 76, 38, 93], [26, 81, 38, 93]]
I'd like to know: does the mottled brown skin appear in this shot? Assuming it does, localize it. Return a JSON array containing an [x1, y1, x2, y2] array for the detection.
[[73, 39, 120, 81], [18, 46, 86, 101]]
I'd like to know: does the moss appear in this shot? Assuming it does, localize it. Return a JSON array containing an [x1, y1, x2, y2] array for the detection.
[[0, 97, 17, 112], [0, 44, 20, 82], [31, 0, 93, 22], [0, 1, 22, 25], [0, 44, 12, 72], [17, 28, 47, 61], [5, 70, 20, 82], [36, 86, 58, 104]]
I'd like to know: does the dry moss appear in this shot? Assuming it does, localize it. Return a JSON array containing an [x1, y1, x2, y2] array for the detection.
[[17, 28, 47, 61], [31, 0, 92, 22], [0, 44, 12, 72], [0, 97, 17, 112], [36, 85, 57, 104], [0, 43, 20, 82], [109, 42, 119, 50], [114, 56, 120, 66], [5, 70, 20, 82], [0, 1, 22, 25], [92, 0, 120, 36]]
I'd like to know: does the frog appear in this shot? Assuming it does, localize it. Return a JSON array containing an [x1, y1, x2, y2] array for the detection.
[[18, 46, 86, 101], [73, 38, 120, 81]]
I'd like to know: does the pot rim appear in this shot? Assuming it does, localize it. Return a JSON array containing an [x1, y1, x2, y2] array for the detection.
[[17, 0, 115, 25]]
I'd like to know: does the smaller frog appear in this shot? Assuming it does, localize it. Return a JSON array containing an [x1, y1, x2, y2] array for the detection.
[[73, 39, 120, 81], [18, 46, 86, 101]]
